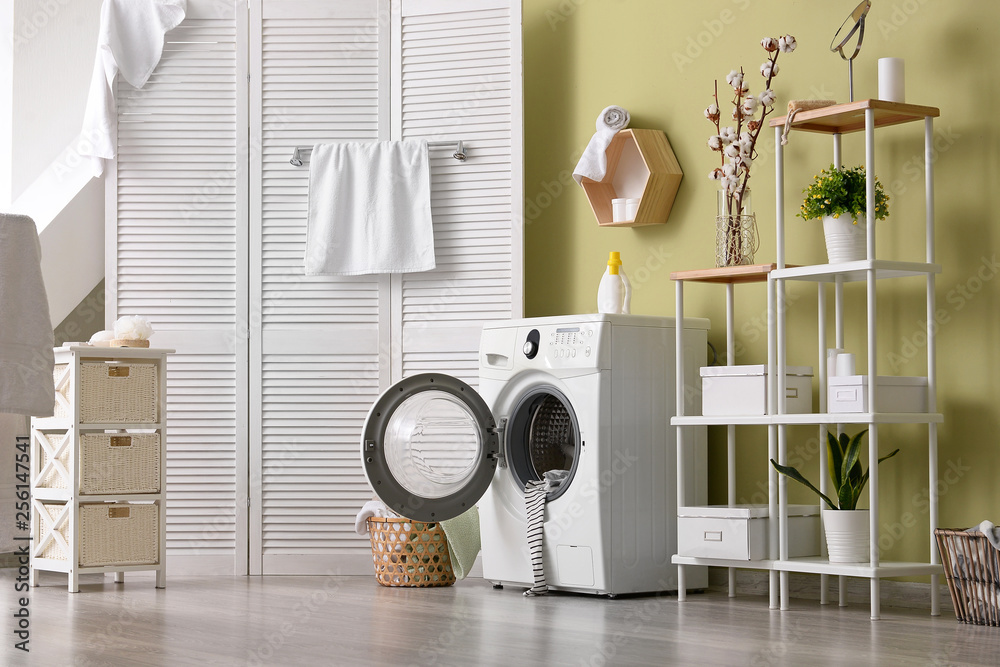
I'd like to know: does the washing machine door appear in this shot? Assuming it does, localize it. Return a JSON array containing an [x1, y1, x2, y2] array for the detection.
[[361, 373, 499, 522]]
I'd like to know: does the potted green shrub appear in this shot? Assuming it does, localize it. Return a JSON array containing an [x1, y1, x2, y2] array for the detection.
[[770, 429, 899, 563], [798, 165, 890, 264]]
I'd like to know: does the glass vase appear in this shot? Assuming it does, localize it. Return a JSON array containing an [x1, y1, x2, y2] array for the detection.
[[716, 187, 758, 267]]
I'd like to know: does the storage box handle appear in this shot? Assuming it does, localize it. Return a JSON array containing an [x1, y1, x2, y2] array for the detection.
[[786, 387, 798, 399], [110, 436, 132, 447], [108, 365, 130, 378], [703, 530, 723, 542], [108, 507, 130, 519]]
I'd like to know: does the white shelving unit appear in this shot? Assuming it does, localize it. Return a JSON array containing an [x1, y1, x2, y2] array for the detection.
[[30, 345, 173, 592], [672, 100, 943, 620]]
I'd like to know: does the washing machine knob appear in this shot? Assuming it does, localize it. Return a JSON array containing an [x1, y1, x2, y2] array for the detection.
[[522, 329, 540, 359]]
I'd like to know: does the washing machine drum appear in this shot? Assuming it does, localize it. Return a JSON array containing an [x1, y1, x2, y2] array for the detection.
[[362, 374, 500, 522]]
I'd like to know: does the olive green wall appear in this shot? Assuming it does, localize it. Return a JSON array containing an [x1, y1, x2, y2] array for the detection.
[[523, 0, 999, 569]]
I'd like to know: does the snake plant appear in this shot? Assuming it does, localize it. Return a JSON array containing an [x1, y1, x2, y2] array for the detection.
[[770, 430, 899, 511]]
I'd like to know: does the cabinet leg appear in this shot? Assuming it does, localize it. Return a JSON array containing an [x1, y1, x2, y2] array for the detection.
[[820, 574, 829, 605], [930, 573, 940, 616], [69, 572, 79, 594], [870, 579, 880, 620], [114, 571, 125, 584], [156, 568, 166, 589], [677, 565, 686, 602], [728, 567, 736, 598], [29, 567, 37, 587], [838, 576, 847, 607], [768, 571, 778, 610], [779, 571, 789, 610]]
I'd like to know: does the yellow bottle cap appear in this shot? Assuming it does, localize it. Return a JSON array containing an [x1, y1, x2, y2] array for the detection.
[[607, 251, 621, 275]]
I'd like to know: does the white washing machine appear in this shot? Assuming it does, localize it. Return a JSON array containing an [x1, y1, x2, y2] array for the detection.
[[361, 314, 708, 596]]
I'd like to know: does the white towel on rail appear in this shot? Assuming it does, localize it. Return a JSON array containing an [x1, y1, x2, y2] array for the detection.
[[304, 141, 436, 276], [81, 0, 188, 177], [0, 215, 54, 417]]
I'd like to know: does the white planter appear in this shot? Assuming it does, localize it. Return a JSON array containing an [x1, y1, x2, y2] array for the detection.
[[822, 508, 870, 563], [822, 214, 867, 263]]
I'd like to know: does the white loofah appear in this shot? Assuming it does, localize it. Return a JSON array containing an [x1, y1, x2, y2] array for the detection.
[[113, 315, 154, 340]]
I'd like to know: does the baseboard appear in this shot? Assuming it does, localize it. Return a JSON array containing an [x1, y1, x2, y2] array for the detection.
[[707, 567, 953, 613]]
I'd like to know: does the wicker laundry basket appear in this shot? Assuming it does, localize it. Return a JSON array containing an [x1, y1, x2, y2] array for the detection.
[[367, 517, 455, 587], [935, 528, 1000, 626]]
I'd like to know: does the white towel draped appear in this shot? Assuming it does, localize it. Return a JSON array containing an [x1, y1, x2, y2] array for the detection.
[[304, 140, 435, 276], [572, 105, 631, 185], [81, 0, 188, 177], [0, 215, 54, 417]]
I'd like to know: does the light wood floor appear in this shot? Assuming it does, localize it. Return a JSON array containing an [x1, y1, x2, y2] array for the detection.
[[3, 571, 998, 666]]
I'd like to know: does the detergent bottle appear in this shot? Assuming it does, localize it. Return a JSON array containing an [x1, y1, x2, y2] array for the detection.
[[597, 251, 632, 314]]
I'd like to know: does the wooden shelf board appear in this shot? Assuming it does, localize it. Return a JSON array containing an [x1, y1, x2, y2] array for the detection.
[[770, 260, 940, 283], [769, 99, 940, 135], [671, 263, 786, 284], [773, 557, 942, 578]]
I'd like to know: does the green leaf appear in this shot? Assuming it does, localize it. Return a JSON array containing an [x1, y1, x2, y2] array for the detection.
[[770, 459, 839, 511], [838, 480, 857, 511], [826, 431, 844, 490], [843, 430, 867, 488]]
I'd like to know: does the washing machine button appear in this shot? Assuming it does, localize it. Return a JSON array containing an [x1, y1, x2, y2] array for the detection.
[[585, 346, 591, 356], [571, 349, 577, 358]]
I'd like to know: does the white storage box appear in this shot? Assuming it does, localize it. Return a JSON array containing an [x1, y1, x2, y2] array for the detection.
[[701, 365, 813, 415], [677, 505, 820, 561], [828, 375, 928, 413]]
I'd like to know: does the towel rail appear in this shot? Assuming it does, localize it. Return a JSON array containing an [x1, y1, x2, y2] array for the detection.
[[290, 140, 466, 166]]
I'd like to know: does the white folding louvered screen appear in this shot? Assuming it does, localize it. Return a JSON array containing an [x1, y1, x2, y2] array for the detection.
[[395, 0, 523, 388], [110, 0, 520, 576], [249, 0, 392, 575], [107, 0, 249, 575]]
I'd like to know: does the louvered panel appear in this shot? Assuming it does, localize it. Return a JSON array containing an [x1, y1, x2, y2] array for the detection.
[[110, 0, 245, 574], [253, 0, 388, 574], [402, 352, 480, 388], [259, 354, 379, 555], [164, 353, 237, 555], [116, 17, 238, 331], [399, 6, 516, 345], [259, 13, 381, 328]]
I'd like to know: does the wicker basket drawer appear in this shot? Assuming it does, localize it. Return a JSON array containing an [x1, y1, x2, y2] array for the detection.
[[79, 503, 159, 567], [80, 433, 160, 495], [35, 503, 159, 567], [54, 362, 158, 423]]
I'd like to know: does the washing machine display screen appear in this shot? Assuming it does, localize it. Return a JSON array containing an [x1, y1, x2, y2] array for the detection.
[[383, 391, 483, 499]]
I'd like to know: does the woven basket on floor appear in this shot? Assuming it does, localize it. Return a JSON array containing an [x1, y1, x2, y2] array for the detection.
[[935, 528, 1000, 626], [367, 517, 455, 587]]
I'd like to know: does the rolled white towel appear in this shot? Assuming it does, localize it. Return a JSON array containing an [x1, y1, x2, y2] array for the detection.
[[573, 105, 631, 185]]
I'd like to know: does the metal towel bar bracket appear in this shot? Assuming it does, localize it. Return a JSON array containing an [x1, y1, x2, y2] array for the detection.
[[290, 140, 466, 166]]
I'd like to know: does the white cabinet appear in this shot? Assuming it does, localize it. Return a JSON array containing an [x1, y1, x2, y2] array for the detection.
[[672, 100, 944, 620], [30, 346, 172, 592]]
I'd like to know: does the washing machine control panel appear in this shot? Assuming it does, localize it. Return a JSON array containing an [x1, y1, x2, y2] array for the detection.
[[543, 325, 597, 367]]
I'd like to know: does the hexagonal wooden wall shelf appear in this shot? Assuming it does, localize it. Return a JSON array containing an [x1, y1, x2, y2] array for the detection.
[[580, 129, 683, 227]]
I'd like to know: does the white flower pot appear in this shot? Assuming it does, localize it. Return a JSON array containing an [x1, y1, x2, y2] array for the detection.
[[822, 214, 867, 263], [822, 508, 870, 563]]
